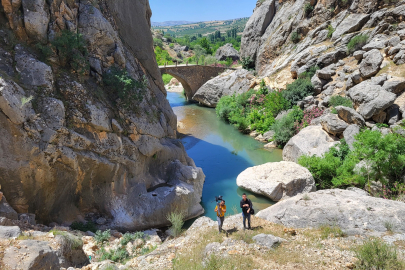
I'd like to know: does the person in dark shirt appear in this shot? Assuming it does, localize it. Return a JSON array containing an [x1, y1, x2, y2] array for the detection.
[[240, 193, 252, 230]]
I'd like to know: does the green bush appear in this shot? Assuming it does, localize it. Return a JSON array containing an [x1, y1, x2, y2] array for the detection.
[[304, 3, 314, 17], [162, 74, 174, 85], [94, 229, 111, 245], [103, 67, 147, 109], [70, 221, 97, 233], [282, 78, 314, 106], [329, 95, 353, 108], [347, 34, 368, 53], [291, 31, 301, 43], [167, 211, 185, 237], [299, 130, 405, 190], [355, 239, 405, 270], [241, 57, 254, 69], [169, 43, 174, 48], [272, 107, 303, 146], [35, 43, 53, 61], [98, 246, 129, 263], [225, 57, 233, 67], [52, 30, 88, 74], [327, 25, 335, 39], [153, 38, 163, 48], [120, 232, 146, 246]]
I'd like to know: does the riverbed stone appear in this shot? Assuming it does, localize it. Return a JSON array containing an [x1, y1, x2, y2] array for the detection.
[[236, 161, 316, 201], [256, 189, 405, 235], [283, 126, 340, 163]]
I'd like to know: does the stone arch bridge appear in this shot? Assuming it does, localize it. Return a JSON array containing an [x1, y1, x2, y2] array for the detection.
[[159, 65, 231, 101]]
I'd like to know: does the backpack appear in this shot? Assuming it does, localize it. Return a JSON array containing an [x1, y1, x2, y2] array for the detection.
[[249, 199, 255, 215]]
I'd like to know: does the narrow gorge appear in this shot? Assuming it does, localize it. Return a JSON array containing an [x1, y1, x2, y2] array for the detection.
[[1, 0, 405, 269]]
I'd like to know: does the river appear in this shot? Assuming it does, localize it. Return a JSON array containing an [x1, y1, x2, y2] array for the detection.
[[167, 91, 283, 220]]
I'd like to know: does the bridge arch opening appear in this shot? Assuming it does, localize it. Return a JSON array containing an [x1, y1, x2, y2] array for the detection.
[[161, 71, 194, 101]]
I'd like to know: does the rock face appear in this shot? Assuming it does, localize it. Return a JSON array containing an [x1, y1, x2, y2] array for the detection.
[[236, 161, 316, 201], [240, 0, 276, 63], [215, 43, 240, 61], [0, 0, 204, 230], [192, 69, 253, 107], [283, 126, 340, 163], [257, 189, 405, 235]]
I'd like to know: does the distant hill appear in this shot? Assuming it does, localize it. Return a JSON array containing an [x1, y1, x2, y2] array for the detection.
[[152, 18, 249, 37], [152, 21, 195, 27]]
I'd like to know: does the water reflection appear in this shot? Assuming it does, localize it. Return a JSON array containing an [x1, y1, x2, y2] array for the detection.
[[167, 92, 283, 220]]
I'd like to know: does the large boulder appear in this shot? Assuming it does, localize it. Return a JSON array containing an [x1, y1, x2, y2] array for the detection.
[[283, 126, 340, 163], [382, 77, 405, 95], [348, 81, 396, 119], [359, 49, 383, 79], [256, 189, 405, 235], [236, 161, 316, 201], [0, 226, 21, 238], [335, 106, 366, 127], [240, 0, 276, 63], [192, 69, 254, 107], [394, 91, 405, 118], [320, 113, 349, 136], [22, 0, 50, 44], [3, 240, 60, 269], [331, 13, 370, 41], [215, 43, 240, 61]]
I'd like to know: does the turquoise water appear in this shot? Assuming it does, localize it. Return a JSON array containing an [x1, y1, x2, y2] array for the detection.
[[167, 92, 283, 220]]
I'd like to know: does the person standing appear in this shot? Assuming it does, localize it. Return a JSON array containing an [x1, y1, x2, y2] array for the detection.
[[240, 193, 252, 230], [214, 200, 226, 233]]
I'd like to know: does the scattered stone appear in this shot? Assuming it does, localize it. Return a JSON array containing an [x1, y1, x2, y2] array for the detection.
[[320, 113, 349, 136], [252, 234, 285, 249], [335, 106, 366, 126], [359, 49, 383, 79], [236, 161, 316, 201], [382, 77, 405, 94]]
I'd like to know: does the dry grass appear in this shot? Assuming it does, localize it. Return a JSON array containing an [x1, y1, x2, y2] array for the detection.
[[171, 216, 359, 269]]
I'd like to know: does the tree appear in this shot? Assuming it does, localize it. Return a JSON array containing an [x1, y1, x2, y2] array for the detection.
[[199, 37, 212, 54], [193, 45, 206, 64]]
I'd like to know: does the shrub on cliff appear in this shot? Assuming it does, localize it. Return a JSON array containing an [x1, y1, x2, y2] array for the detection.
[[329, 95, 353, 108], [271, 106, 303, 146], [282, 78, 314, 106], [304, 3, 314, 17], [103, 67, 147, 109], [347, 34, 368, 53], [52, 30, 89, 74], [290, 31, 301, 43]]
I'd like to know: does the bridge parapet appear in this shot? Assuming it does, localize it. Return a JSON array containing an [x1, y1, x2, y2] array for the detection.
[[159, 65, 234, 101]]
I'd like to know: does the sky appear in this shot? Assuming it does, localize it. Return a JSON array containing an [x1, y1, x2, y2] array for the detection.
[[149, 0, 257, 22]]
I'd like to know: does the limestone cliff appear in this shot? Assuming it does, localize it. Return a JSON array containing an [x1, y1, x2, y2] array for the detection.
[[0, 0, 204, 230]]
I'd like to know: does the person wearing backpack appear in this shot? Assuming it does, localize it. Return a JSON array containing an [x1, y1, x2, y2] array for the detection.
[[240, 193, 253, 230]]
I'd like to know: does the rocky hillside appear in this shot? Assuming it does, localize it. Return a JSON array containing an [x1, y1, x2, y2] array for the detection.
[[0, 0, 204, 231]]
